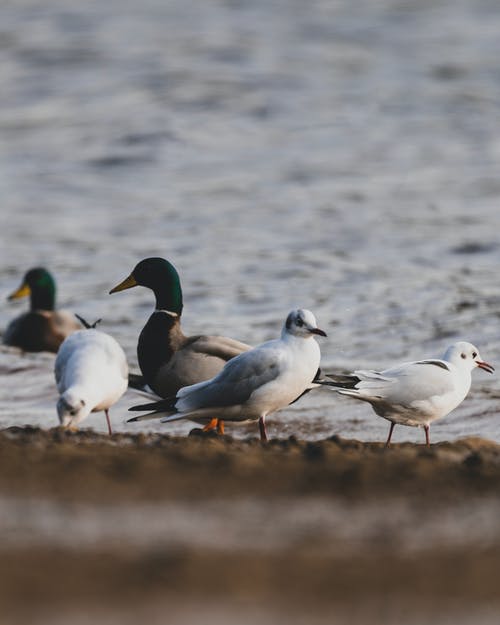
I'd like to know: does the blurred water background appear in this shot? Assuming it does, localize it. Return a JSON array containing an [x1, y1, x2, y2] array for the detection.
[[1, 0, 500, 442]]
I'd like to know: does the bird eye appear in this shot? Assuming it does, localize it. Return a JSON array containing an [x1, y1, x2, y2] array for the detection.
[[296, 318, 304, 327], [461, 353, 466, 359], [472, 352, 477, 359]]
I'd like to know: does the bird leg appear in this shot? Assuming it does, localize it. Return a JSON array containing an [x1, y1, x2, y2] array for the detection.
[[259, 417, 268, 442], [217, 420, 225, 435], [105, 409, 113, 436], [202, 418, 219, 432], [423, 424, 430, 447], [385, 422, 395, 448]]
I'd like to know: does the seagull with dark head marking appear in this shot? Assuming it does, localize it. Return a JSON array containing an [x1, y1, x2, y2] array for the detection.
[[319, 341, 494, 447], [128, 309, 326, 441]]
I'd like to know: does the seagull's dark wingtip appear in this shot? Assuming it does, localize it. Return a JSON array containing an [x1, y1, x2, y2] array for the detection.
[[128, 403, 154, 412]]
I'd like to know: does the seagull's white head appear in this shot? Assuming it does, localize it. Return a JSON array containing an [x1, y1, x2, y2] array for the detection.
[[283, 309, 327, 339], [57, 389, 91, 428], [443, 341, 494, 374]]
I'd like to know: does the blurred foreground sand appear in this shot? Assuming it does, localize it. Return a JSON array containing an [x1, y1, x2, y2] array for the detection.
[[2, 427, 500, 624]]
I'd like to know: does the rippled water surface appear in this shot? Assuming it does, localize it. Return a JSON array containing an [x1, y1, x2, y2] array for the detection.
[[1, 0, 500, 442]]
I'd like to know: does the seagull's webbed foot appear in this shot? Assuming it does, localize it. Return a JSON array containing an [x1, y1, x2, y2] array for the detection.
[[189, 427, 218, 438], [202, 418, 219, 433], [199, 418, 226, 436], [189, 418, 223, 438]]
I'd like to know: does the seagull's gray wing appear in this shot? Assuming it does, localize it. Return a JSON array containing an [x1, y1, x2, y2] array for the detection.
[[175, 342, 286, 412], [346, 360, 455, 404]]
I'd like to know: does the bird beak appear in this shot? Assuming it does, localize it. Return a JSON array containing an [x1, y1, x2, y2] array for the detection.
[[109, 274, 137, 294], [8, 282, 30, 301], [309, 327, 327, 337], [476, 360, 495, 374]]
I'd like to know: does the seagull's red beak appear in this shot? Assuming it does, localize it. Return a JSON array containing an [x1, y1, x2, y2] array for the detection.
[[310, 328, 327, 337], [476, 360, 495, 374]]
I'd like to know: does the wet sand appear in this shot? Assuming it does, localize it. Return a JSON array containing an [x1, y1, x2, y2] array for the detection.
[[3, 426, 500, 624]]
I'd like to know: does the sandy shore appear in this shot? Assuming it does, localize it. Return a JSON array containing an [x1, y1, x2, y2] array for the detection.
[[2, 426, 500, 624], [1, 426, 500, 502]]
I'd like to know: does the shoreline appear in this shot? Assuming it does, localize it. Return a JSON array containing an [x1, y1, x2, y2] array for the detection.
[[1, 425, 499, 502]]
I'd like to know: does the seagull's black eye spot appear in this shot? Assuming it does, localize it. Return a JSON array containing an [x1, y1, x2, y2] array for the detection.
[[461, 353, 466, 359], [472, 352, 477, 359], [296, 318, 304, 327]]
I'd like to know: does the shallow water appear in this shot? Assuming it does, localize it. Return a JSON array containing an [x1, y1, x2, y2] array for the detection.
[[1, 0, 500, 442]]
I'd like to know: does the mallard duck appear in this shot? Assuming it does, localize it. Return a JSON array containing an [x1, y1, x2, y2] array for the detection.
[[55, 327, 128, 434], [4, 267, 82, 353], [109, 257, 251, 432]]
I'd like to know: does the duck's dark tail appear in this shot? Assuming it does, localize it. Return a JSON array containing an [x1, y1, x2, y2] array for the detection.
[[127, 372, 147, 391]]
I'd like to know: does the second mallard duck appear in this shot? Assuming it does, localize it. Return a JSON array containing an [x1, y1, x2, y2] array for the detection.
[[4, 267, 82, 353], [109, 257, 251, 404]]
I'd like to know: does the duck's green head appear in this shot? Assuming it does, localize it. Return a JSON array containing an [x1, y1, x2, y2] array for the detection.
[[109, 257, 183, 314], [8, 267, 56, 311]]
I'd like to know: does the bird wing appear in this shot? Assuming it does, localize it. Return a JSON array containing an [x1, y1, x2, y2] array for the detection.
[[345, 359, 455, 404], [54, 340, 71, 388], [186, 334, 251, 361], [177, 341, 285, 411]]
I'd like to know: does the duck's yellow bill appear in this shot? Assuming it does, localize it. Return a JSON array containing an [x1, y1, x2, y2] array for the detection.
[[109, 274, 137, 294], [8, 282, 30, 301]]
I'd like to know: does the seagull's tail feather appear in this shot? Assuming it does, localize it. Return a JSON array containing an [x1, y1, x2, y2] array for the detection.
[[127, 396, 178, 422], [336, 388, 384, 403], [128, 397, 177, 412], [318, 373, 362, 389], [160, 413, 190, 424], [127, 412, 169, 423]]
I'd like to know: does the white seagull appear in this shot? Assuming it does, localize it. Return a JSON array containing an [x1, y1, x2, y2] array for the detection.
[[128, 309, 326, 441], [319, 341, 494, 446], [55, 326, 128, 435]]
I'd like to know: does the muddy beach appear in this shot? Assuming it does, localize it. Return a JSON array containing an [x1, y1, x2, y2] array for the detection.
[[2, 427, 500, 624]]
